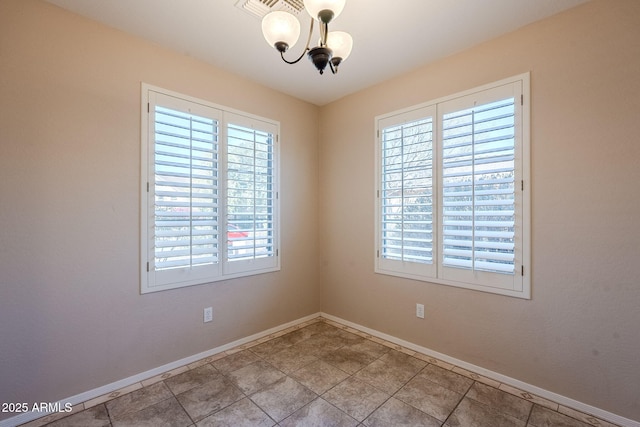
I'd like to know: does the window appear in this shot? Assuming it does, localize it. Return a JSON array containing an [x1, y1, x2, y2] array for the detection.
[[375, 74, 530, 298], [141, 84, 279, 293]]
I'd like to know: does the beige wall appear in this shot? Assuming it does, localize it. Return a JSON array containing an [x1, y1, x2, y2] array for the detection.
[[319, 0, 640, 421], [0, 0, 320, 419]]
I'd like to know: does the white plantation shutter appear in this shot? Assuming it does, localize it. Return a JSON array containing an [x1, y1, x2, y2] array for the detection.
[[146, 92, 222, 290], [154, 106, 219, 270], [377, 106, 436, 279], [441, 98, 516, 273], [224, 114, 278, 275], [438, 82, 523, 291], [141, 85, 280, 293], [376, 74, 530, 298]]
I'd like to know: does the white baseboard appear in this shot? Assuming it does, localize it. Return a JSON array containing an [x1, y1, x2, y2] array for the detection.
[[0, 312, 321, 427], [320, 312, 639, 427]]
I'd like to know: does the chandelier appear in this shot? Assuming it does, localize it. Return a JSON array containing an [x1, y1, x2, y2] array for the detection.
[[261, 0, 353, 75]]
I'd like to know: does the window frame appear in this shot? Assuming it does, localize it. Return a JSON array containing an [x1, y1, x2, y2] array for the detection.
[[140, 84, 280, 294], [374, 73, 530, 299]]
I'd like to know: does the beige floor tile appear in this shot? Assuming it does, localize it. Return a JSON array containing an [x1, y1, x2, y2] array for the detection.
[[332, 330, 367, 348], [363, 397, 441, 427], [368, 336, 389, 346], [452, 366, 502, 388], [262, 345, 318, 374], [499, 383, 559, 410], [164, 363, 219, 395], [226, 359, 286, 395], [280, 398, 358, 427], [211, 349, 260, 373], [18, 404, 85, 427], [320, 345, 379, 374], [249, 335, 294, 358], [83, 382, 143, 409], [466, 382, 532, 421], [195, 397, 274, 427], [110, 396, 191, 427], [354, 349, 427, 394], [395, 375, 464, 421], [187, 352, 227, 370], [106, 381, 173, 419], [303, 321, 337, 335], [445, 397, 526, 427], [45, 405, 109, 427], [345, 339, 389, 359], [141, 365, 189, 387], [530, 404, 599, 427], [323, 376, 390, 422], [558, 406, 621, 427], [413, 352, 456, 370], [290, 359, 350, 394], [419, 364, 474, 394], [175, 375, 244, 421], [323, 319, 344, 329], [294, 333, 347, 358], [248, 376, 316, 422], [343, 326, 361, 335], [278, 327, 317, 346]]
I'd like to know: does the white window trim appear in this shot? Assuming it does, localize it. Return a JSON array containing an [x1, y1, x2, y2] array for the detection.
[[140, 83, 280, 294], [375, 73, 530, 299]]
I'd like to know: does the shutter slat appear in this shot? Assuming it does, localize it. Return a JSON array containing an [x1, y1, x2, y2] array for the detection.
[[153, 106, 219, 271], [227, 123, 276, 262], [379, 95, 519, 277], [444, 248, 514, 262], [380, 117, 434, 264], [442, 97, 516, 275]]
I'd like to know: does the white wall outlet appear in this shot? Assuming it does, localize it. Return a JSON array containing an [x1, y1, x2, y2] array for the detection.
[[416, 303, 425, 319], [203, 307, 213, 323]]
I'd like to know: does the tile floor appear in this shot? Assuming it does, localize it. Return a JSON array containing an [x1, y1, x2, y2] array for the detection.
[[22, 318, 619, 427]]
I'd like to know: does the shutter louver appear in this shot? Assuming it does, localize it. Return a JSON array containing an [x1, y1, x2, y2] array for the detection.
[[441, 98, 516, 275], [227, 123, 275, 262], [154, 106, 219, 271], [381, 118, 434, 264]]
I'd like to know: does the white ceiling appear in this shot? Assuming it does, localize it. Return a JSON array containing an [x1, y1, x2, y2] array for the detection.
[[46, 0, 588, 106]]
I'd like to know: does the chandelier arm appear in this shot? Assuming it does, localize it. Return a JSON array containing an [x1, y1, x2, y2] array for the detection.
[[280, 17, 315, 65], [320, 21, 328, 46], [329, 60, 337, 74]]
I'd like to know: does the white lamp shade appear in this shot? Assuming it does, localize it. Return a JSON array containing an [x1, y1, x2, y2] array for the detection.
[[326, 31, 353, 61], [261, 11, 300, 48], [304, 0, 346, 21]]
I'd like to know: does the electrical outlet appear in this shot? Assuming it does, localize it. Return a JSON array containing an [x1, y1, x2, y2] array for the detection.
[[416, 303, 425, 319], [203, 307, 213, 323]]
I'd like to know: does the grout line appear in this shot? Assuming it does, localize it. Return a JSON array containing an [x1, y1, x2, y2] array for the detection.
[[525, 401, 535, 426], [441, 379, 475, 426]]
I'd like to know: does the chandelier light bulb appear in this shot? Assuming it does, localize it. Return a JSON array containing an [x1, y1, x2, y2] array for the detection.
[[261, 11, 301, 51], [304, 0, 346, 23], [326, 31, 352, 62]]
